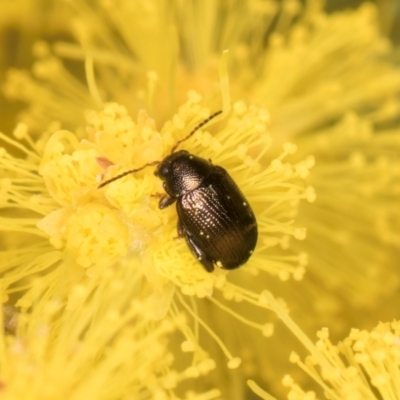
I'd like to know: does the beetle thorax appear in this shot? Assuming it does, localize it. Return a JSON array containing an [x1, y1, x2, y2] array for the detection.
[[156, 150, 213, 198]]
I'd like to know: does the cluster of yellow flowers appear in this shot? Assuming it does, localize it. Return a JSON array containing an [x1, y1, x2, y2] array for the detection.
[[0, 0, 400, 399]]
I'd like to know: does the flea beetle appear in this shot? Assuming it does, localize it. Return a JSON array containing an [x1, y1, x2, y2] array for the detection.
[[98, 111, 257, 272]]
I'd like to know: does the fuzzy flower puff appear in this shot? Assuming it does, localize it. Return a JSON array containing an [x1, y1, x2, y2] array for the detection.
[[251, 292, 400, 400], [36, 92, 313, 309], [4, 1, 400, 397], [0, 259, 220, 400], [2, 4, 397, 354]]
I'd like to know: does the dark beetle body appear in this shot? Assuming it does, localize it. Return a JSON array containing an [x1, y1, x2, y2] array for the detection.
[[98, 111, 258, 273], [155, 150, 257, 272]]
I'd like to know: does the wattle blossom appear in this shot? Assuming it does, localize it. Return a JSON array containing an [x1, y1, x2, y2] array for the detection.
[[0, 1, 399, 398], [252, 292, 400, 400]]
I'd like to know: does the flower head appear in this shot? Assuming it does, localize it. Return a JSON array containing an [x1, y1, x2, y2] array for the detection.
[[1, 0, 400, 398], [0, 265, 220, 400], [256, 292, 400, 400], [1, 89, 312, 299]]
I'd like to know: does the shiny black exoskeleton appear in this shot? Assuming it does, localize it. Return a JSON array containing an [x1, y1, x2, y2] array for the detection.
[[155, 150, 257, 272], [98, 110, 258, 272]]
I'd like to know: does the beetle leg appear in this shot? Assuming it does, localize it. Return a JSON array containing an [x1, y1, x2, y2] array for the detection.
[[183, 231, 214, 273], [158, 194, 176, 209]]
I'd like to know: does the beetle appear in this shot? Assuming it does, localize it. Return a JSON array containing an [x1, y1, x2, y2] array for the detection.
[[98, 110, 257, 272]]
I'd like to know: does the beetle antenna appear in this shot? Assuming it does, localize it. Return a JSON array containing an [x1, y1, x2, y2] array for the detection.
[[170, 110, 222, 154], [98, 160, 160, 189]]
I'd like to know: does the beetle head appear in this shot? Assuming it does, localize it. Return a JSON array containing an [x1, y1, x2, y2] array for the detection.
[[98, 111, 222, 190], [155, 150, 213, 198]]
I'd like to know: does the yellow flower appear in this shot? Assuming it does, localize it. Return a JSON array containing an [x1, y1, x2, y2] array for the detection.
[[0, 264, 220, 400], [251, 292, 400, 400], [0, 1, 400, 399], [0, 92, 310, 316]]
